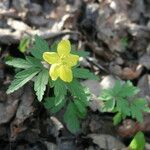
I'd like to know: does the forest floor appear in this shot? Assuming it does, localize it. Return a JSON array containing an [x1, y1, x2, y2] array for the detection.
[[0, 0, 150, 149]]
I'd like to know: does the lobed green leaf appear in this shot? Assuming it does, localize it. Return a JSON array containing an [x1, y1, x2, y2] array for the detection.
[[54, 79, 67, 106], [44, 97, 66, 113], [73, 68, 99, 80], [6, 58, 32, 69], [74, 98, 87, 118], [64, 102, 80, 134], [30, 35, 49, 60], [67, 80, 88, 105], [34, 69, 49, 102], [7, 68, 40, 94]]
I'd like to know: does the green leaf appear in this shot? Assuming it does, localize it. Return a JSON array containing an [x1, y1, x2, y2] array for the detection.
[[129, 131, 145, 150], [84, 87, 92, 102], [50, 41, 59, 52], [113, 112, 122, 125], [67, 80, 88, 105], [135, 98, 150, 113], [54, 79, 67, 105], [111, 80, 139, 98], [102, 98, 115, 112], [26, 56, 43, 68], [34, 69, 49, 101], [116, 98, 130, 117], [130, 98, 148, 123], [111, 80, 122, 96], [98, 80, 148, 125], [44, 97, 66, 113], [6, 58, 32, 69], [44, 97, 55, 109], [18, 36, 30, 53], [120, 37, 128, 49], [133, 98, 148, 110], [99, 89, 113, 101], [64, 102, 80, 134], [30, 35, 49, 59], [73, 68, 99, 80], [7, 68, 40, 94], [71, 46, 90, 57], [74, 99, 87, 118], [130, 105, 143, 122], [119, 81, 139, 97]]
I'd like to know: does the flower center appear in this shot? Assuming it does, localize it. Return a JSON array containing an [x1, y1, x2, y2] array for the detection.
[[60, 56, 67, 65]]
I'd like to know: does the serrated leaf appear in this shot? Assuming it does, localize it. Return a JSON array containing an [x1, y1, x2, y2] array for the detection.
[[130, 99, 148, 123], [84, 87, 92, 102], [111, 80, 139, 98], [119, 81, 139, 97], [15, 68, 39, 78], [73, 68, 99, 80], [51, 99, 66, 113], [99, 89, 113, 101], [130, 104, 143, 122], [133, 98, 148, 110], [111, 80, 122, 96], [44, 97, 66, 113], [129, 131, 145, 150], [72, 49, 90, 57], [44, 97, 55, 109], [26, 56, 43, 68], [116, 98, 130, 117], [113, 112, 122, 125], [34, 69, 49, 101], [54, 79, 67, 106], [102, 98, 115, 112], [130, 98, 149, 122], [6, 58, 32, 69], [30, 35, 49, 59], [99, 80, 148, 124], [74, 99, 87, 118], [64, 102, 80, 134], [50, 41, 59, 52], [7, 68, 40, 94], [67, 80, 88, 105]]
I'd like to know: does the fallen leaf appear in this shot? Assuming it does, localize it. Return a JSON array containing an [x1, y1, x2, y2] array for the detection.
[[121, 65, 143, 80], [10, 84, 35, 140], [139, 55, 150, 70], [0, 89, 22, 125], [88, 133, 125, 149], [138, 74, 150, 102]]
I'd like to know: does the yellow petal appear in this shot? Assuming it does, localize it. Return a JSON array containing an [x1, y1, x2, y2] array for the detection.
[[59, 65, 73, 82], [57, 40, 71, 56], [43, 52, 59, 64], [66, 54, 79, 67], [49, 64, 60, 80]]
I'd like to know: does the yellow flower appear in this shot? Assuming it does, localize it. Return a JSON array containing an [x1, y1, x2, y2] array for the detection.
[[43, 40, 79, 82]]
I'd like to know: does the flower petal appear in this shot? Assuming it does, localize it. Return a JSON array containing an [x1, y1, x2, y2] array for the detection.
[[49, 64, 60, 80], [66, 54, 79, 67], [57, 40, 71, 56], [59, 65, 73, 82], [43, 52, 59, 64]]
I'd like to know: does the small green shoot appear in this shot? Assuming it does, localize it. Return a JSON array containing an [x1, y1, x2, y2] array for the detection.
[[18, 36, 31, 53], [120, 37, 128, 50], [99, 80, 150, 125], [129, 131, 145, 150]]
